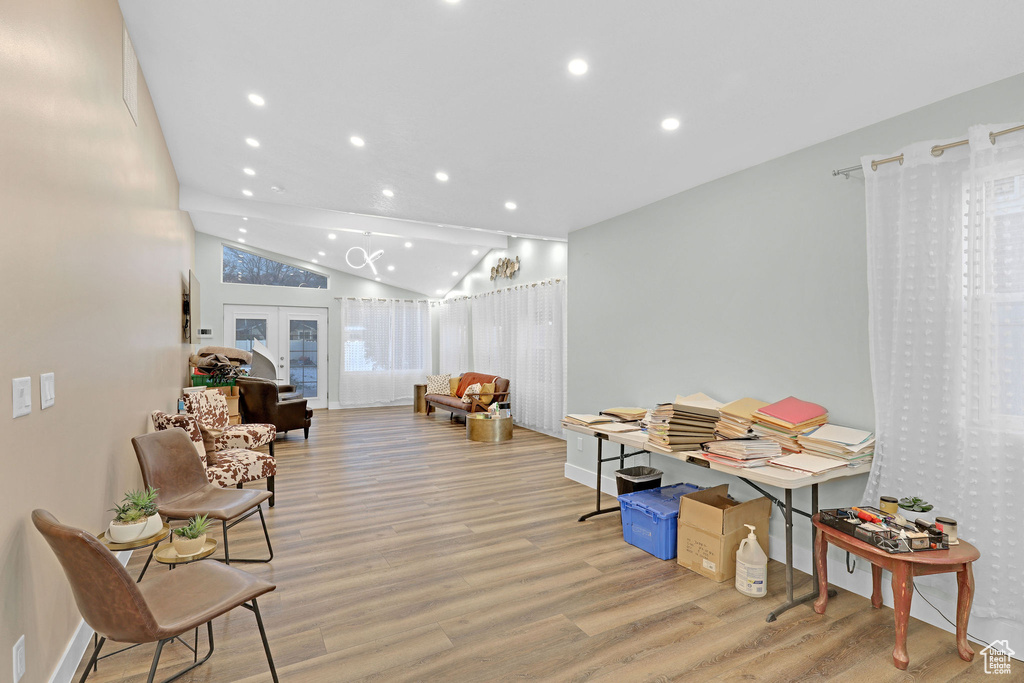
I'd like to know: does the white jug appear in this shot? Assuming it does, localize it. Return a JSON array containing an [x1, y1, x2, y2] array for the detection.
[[735, 523, 767, 598]]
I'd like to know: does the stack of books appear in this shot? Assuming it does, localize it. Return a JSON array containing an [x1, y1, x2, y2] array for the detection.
[[563, 414, 613, 427], [751, 396, 828, 453], [647, 392, 722, 452], [767, 453, 850, 476], [702, 438, 782, 469], [797, 424, 875, 466], [716, 397, 769, 438], [600, 407, 647, 422]]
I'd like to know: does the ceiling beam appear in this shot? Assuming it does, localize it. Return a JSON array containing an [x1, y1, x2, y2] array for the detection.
[[179, 187, 509, 249]]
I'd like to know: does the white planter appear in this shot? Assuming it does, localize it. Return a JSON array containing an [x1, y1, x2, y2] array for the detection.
[[107, 519, 147, 543], [141, 513, 163, 538]]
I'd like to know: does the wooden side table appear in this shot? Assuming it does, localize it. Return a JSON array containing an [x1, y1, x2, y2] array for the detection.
[[413, 383, 427, 414], [466, 414, 512, 442], [812, 514, 980, 670]]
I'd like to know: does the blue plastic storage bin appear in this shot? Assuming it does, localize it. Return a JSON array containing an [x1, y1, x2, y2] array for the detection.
[[618, 482, 702, 560]]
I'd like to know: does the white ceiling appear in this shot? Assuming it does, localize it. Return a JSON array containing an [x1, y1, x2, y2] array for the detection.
[[120, 0, 1024, 293]]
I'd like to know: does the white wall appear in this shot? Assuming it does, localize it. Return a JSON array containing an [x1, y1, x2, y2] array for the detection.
[[194, 232, 425, 407], [566, 72, 1024, 649]]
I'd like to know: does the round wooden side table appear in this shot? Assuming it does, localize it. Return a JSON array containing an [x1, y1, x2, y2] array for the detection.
[[466, 414, 513, 442]]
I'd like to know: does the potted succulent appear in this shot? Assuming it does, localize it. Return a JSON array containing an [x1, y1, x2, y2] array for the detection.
[[107, 501, 148, 543], [125, 486, 162, 538], [172, 514, 212, 557]]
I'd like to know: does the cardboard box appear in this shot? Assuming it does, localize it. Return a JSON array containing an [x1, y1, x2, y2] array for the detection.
[[676, 484, 770, 582]]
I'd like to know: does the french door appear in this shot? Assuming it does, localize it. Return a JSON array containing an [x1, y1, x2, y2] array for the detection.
[[224, 305, 328, 409]]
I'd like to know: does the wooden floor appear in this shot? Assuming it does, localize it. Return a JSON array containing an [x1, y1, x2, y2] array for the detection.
[[75, 407, 988, 682]]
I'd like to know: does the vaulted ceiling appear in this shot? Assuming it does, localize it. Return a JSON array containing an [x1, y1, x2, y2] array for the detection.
[[119, 0, 1024, 295]]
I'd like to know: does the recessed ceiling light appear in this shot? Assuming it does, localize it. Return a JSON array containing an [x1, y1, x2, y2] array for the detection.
[[444, 0, 460, 4], [568, 58, 588, 75], [328, 233, 337, 240], [243, 168, 256, 176], [375, 277, 381, 281], [404, 241, 412, 248], [245, 138, 260, 147], [505, 201, 517, 210], [382, 189, 394, 198], [435, 171, 449, 182], [241, 217, 248, 221], [471, 249, 479, 256], [239, 228, 247, 233], [452, 271, 459, 277], [387, 265, 395, 271], [311, 259, 318, 263], [238, 238, 245, 243], [248, 93, 265, 106], [318, 251, 326, 256], [242, 189, 253, 196], [661, 117, 681, 131], [350, 136, 365, 147]]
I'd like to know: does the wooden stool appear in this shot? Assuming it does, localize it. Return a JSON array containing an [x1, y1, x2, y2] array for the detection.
[[812, 514, 980, 670]]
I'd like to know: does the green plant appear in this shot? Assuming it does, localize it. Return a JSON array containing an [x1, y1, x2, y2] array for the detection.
[[174, 514, 212, 539], [124, 486, 159, 517], [110, 502, 146, 524], [898, 496, 933, 512]]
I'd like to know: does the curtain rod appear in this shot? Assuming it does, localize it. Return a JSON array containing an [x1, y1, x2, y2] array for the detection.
[[832, 122, 1024, 179], [336, 297, 429, 303], [431, 277, 565, 304]]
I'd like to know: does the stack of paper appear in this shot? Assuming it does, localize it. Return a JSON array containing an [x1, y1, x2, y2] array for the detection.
[[767, 453, 850, 476], [647, 392, 722, 452], [716, 397, 769, 438], [797, 424, 875, 465], [703, 438, 781, 469], [600, 407, 647, 422], [563, 414, 613, 427], [751, 396, 829, 453]]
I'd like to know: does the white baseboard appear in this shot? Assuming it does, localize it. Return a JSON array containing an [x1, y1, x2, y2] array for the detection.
[[48, 550, 132, 683], [328, 401, 342, 410], [563, 464, 1023, 660]]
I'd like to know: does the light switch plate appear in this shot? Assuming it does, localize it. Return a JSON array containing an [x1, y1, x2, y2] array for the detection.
[[40, 372, 54, 409], [12, 377, 31, 418]]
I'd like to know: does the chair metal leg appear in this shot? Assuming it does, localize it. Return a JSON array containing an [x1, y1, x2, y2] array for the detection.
[[267, 475, 275, 507], [222, 519, 231, 565], [149, 621, 215, 683], [252, 599, 279, 683], [216, 504, 273, 564], [146, 639, 167, 683], [136, 545, 157, 582], [78, 636, 105, 683]]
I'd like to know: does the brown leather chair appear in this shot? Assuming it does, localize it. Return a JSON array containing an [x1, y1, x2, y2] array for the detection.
[[236, 377, 312, 439], [32, 510, 278, 683], [132, 430, 273, 565]]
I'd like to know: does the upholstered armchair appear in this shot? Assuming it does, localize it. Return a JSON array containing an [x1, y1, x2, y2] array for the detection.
[[152, 411, 276, 505], [183, 388, 277, 455], [236, 377, 312, 439]]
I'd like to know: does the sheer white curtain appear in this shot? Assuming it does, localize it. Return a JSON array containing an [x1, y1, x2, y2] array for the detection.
[[339, 298, 431, 408], [863, 125, 1024, 624], [437, 298, 470, 374], [472, 279, 566, 435]]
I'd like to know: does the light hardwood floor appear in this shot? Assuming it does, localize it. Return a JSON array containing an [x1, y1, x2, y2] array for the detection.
[[74, 407, 988, 682]]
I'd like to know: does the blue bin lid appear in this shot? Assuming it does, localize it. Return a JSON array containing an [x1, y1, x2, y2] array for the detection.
[[618, 483, 702, 519]]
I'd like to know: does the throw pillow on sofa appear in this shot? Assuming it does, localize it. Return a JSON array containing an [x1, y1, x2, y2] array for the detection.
[[449, 376, 462, 395], [478, 382, 496, 405], [461, 383, 482, 403], [426, 374, 451, 396]]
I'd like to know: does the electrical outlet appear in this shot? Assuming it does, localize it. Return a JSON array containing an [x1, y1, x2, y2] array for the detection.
[[13, 634, 25, 683], [577, 437, 583, 451]]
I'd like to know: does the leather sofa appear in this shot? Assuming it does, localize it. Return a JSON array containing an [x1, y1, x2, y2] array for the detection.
[[426, 373, 510, 418], [236, 377, 312, 439]]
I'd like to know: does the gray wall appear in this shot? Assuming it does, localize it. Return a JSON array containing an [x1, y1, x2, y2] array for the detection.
[[567, 72, 1024, 643], [195, 232, 424, 407]]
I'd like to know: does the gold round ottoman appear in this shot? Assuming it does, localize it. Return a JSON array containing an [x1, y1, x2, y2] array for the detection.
[[466, 414, 513, 442]]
